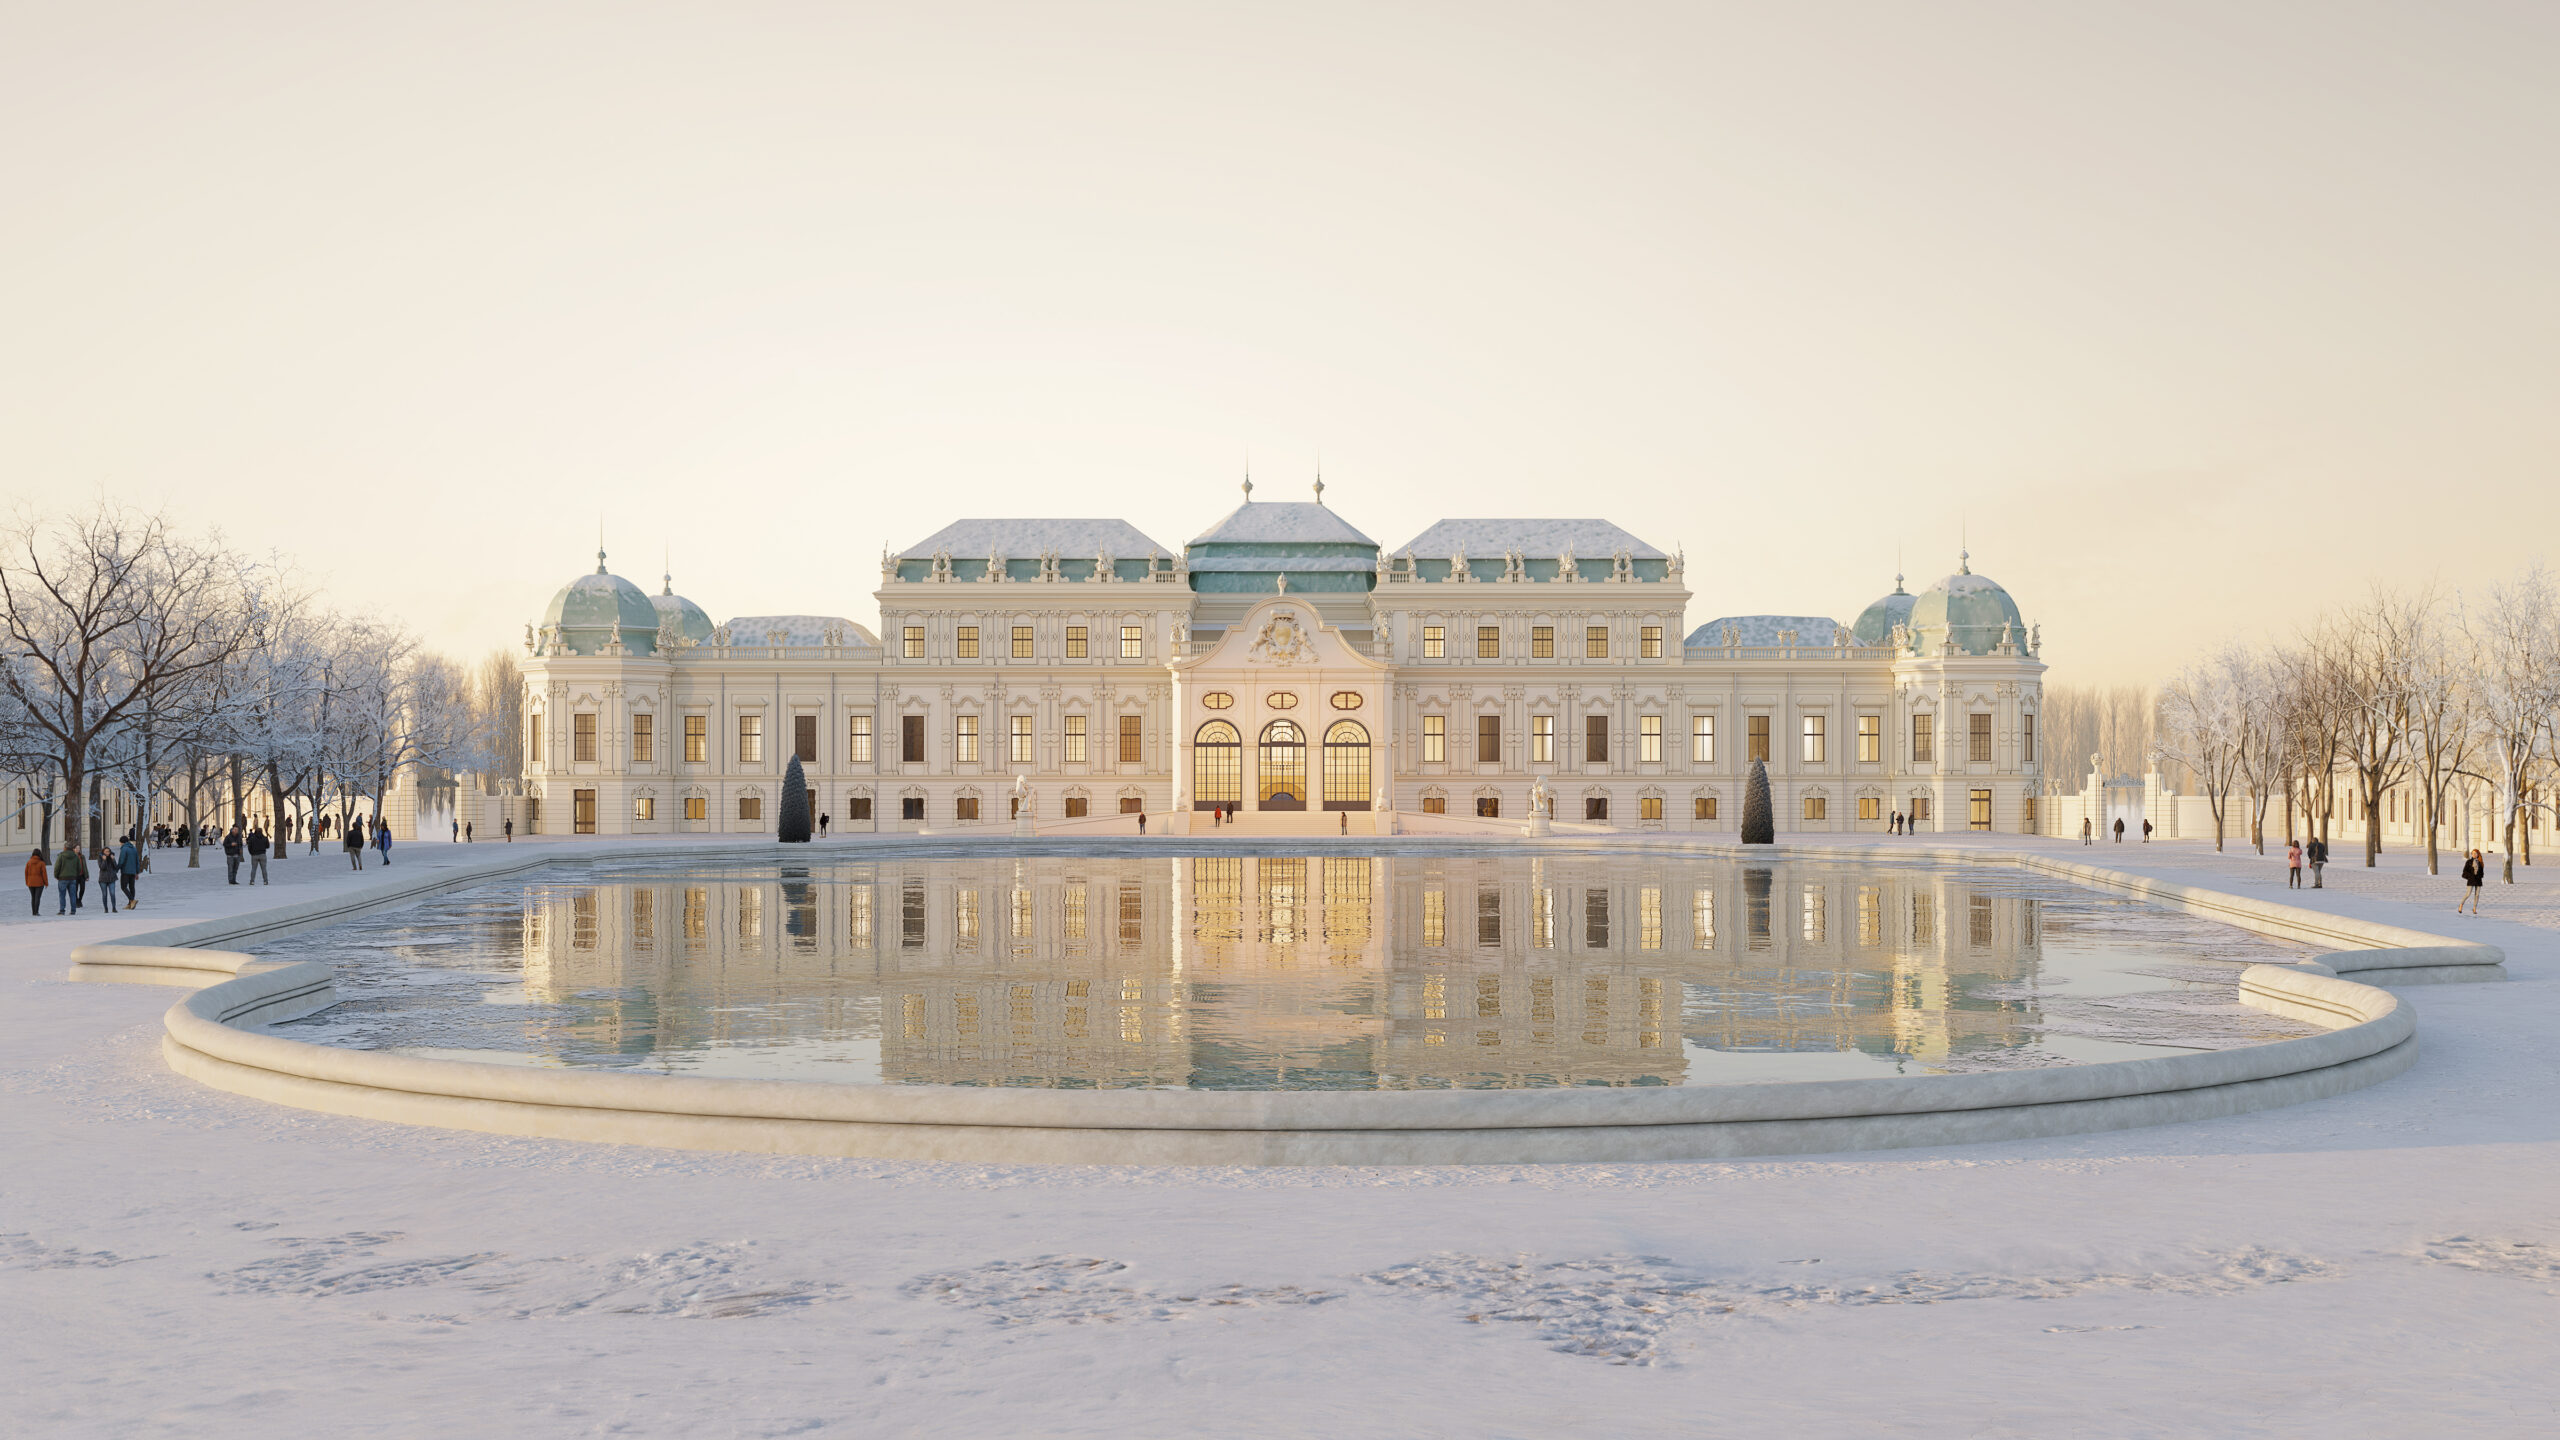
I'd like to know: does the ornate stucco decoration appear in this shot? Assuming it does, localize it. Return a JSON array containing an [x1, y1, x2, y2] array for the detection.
[[1556, 544, 1580, 583], [1094, 547, 1115, 582], [1247, 610, 1315, 665], [1448, 552, 1472, 582]]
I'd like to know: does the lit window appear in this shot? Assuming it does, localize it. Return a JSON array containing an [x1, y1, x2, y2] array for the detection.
[[1329, 691, 1363, 709], [1747, 715, 1769, 762], [1423, 626, 1444, 659], [1119, 714, 1142, 763], [633, 795, 656, 821], [1012, 626, 1033, 659], [1065, 795, 1088, 818], [1120, 625, 1143, 659], [956, 626, 979, 659], [1201, 691, 1234, 709], [1640, 625, 1662, 659], [1802, 715, 1826, 763], [573, 713, 596, 762], [631, 713, 653, 763], [1532, 626, 1554, 658], [956, 715, 979, 763], [1010, 714, 1033, 763], [1971, 713, 1993, 763], [1640, 715, 1662, 763], [684, 795, 706, 821], [1857, 714, 1881, 763], [1912, 714, 1934, 762], [1477, 626, 1499, 659], [1066, 626, 1087, 658], [1421, 794, 1447, 815], [902, 625, 924, 659], [1065, 714, 1087, 763], [1970, 787, 1992, 830], [737, 714, 763, 764], [1694, 795, 1716, 820], [1532, 715, 1553, 763], [1423, 715, 1446, 763], [1692, 715, 1714, 764], [684, 715, 706, 763], [1804, 796, 1827, 820], [1586, 626, 1609, 659], [1858, 796, 1880, 820], [1640, 795, 1662, 820], [849, 715, 873, 763]]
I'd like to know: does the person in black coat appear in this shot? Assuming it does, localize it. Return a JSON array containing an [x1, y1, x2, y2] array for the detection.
[[2458, 848, 2486, 913]]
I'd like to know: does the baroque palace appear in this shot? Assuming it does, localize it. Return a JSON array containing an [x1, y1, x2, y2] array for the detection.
[[516, 482, 2046, 837]]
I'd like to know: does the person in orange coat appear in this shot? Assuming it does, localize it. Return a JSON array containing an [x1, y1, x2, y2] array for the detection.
[[23, 848, 46, 917]]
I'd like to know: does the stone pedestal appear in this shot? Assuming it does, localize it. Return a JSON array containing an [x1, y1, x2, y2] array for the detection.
[[1013, 813, 1035, 838], [1525, 810, 1550, 837]]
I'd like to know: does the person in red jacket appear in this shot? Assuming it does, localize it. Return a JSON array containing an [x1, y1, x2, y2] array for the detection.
[[23, 848, 46, 917]]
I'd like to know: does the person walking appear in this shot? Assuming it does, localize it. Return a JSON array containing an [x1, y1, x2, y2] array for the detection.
[[2458, 848, 2486, 913], [1339, 811, 1348, 835], [25, 848, 48, 917], [502, 818, 513, 843], [2113, 817, 2125, 843], [1136, 811, 1147, 836], [451, 819, 459, 843], [118, 833, 141, 909], [465, 821, 474, 843], [2286, 840, 2303, 889], [819, 812, 831, 839], [375, 823, 393, 867], [2081, 817, 2092, 846], [54, 841, 84, 914], [245, 825, 270, 885], [96, 843, 120, 913], [2142, 818, 2153, 843], [345, 816, 365, 870], [221, 825, 244, 884]]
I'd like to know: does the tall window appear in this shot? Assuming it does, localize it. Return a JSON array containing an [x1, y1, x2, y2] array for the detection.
[[1585, 626, 1609, 659], [1011, 625, 1033, 659], [1801, 715, 1826, 763], [849, 715, 872, 764], [956, 626, 979, 659], [1970, 787, 1992, 830], [1532, 714, 1554, 763], [684, 715, 706, 763], [1010, 714, 1033, 763], [902, 625, 924, 659], [956, 715, 979, 764], [632, 714, 654, 764], [1912, 714, 1934, 763], [1423, 625, 1444, 658], [1120, 625, 1143, 659], [529, 715, 542, 764], [1747, 715, 1769, 762], [1640, 715, 1662, 763], [1532, 625, 1555, 658], [1476, 626, 1499, 659], [1640, 625, 1662, 659], [794, 715, 818, 763], [573, 713, 596, 762], [1857, 714, 1880, 763], [1970, 713, 1993, 763], [1692, 715, 1714, 764], [1422, 715, 1446, 763], [1323, 721, 1371, 811], [1258, 720, 1308, 808], [1585, 714, 1609, 764], [1064, 714, 1087, 764], [634, 796, 654, 821], [1119, 714, 1142, 763], [573, 788, 595, 834], [737, 715, 763, 764], [2023, 715, 2037, 764], [901, 714, 925, 763], [1476, 714, 1501, 765], [1066, 626, 1087, 658]]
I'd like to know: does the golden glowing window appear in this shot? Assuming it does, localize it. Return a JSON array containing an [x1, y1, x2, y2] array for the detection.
[[1330, 691, 1363, 710], [1201, 692, 1235, 709], [956, 626, 978, 659], [1265, 692, 1297, 710]]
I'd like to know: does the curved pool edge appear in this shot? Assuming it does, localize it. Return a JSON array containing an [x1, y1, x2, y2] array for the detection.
[[65, 841, 2493, 1165]]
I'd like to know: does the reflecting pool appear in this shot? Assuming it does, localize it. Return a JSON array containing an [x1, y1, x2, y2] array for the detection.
[[260, 849, 2321, 1090]]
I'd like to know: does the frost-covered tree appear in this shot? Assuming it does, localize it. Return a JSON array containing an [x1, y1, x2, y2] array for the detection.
[[2157, 649, 2249, 852], [1741, 760, 1773, 844], [2461, 568, 2560, 882]]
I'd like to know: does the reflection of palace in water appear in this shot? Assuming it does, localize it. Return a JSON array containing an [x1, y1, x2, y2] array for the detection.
[[515, 859, 2050, 1088]]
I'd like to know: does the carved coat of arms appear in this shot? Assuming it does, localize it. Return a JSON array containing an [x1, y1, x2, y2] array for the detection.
[[1247, 609, 1315, 665]]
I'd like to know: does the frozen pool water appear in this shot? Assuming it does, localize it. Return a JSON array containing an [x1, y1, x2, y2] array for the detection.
[[257, 849, 2322, 1090]]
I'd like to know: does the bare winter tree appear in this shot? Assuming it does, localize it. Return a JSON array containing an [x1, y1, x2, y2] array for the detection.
[[2461, 568, 2560, 883], [2331, 592, 2423, 868], [2401, 591, 2473, 875], [0, 506, 250, 853], [2157, 649, 2248, 851]]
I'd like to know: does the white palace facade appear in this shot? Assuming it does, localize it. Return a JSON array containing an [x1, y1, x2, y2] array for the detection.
[[514, 484, 2047, 837]]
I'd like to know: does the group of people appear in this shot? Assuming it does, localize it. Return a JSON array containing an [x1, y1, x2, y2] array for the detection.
[[24, 834, 146, 916]]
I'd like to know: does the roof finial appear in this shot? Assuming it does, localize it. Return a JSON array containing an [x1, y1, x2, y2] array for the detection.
[[1276, 573, 1288, 593], [662, 544, 672, 596], [1313, 468, 1326, 506], [1895, 545, 1905, 594], [1960, 518, 1970, 575], [1242, 466, 1253, 502]]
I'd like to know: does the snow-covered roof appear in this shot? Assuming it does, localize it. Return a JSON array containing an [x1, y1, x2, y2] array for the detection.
[[1686, 614, 1845, 648], [719, 615, 879, 648], [898, 519, 1168, 560], [1396, 519, 1666, 560], [1188, 500, 1376, 547]]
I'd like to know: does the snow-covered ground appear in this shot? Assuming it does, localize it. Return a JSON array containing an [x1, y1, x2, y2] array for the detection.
[[4, 832, 2554, 1437]]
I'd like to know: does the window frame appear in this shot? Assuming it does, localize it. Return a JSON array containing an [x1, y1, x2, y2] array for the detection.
[[1585, 625, 1609, 659], [956, 714, 979, 764], [1011, 625, 1034, 659], [1970, 713, 1993, 764], [572, 712, 596, 763], [1476, 713, 1501, 765], [1531, 625, 1555, 659], [1802, 714, 1826, 764], [1585, 714, 1609, 765], [1120, 625, 1143, 659], [956, 626, 979, 659], [1064, 713, 1087, 764], [1422, 625, 1445, 659], [901, 713, 926, 764], [1747, 714, 1770, 763], [632, 713, 653, 764], [849, 715, 873, 764], [1066, 625, 1087, 659], [736, 714, 763, 764], [1912, 714, 1934, 763], [1476, 625, 1499, 659], [1009, 713, 1033, 764], [1640, 625, 1662, 659], [1422, 715, 1446, 764], [1531, 714, 1554, 763], [1692, 714, 1714, 764], [683, 714, 707, 764], [1857, 713, 1880, 763], [902, 625, 924, 659]]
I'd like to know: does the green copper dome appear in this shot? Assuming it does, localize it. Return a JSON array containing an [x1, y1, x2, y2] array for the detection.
[[1904, 556, 2025, 656], [1850, 575, 1916, 646], [651, 571, 715, 646], [538, 551, 660, 656]]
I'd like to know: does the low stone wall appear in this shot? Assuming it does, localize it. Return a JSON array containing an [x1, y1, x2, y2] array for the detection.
[[62, 837, 2486, 1165]]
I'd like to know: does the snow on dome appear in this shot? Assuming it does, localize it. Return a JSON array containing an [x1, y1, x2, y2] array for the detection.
[[1686, 614, 1844, 648], [1850, 575, 1916, 647], [538, 551, 660, 656], [1905, 559, 2027, 656], [719, 615, 878, 648]]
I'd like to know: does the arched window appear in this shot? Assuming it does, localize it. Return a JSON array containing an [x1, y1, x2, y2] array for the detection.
[[1323, 720, 1370, 812], [1193, 720, 1241, 809], [1258, 719, 1307, 810]]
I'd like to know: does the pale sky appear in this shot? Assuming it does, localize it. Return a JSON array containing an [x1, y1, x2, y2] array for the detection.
[[3, 2, 2553, 684]]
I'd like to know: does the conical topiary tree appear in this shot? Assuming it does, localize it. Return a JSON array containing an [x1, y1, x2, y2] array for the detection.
[[778, 754, 812, 843], [1741, 759, 1775, 844]]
